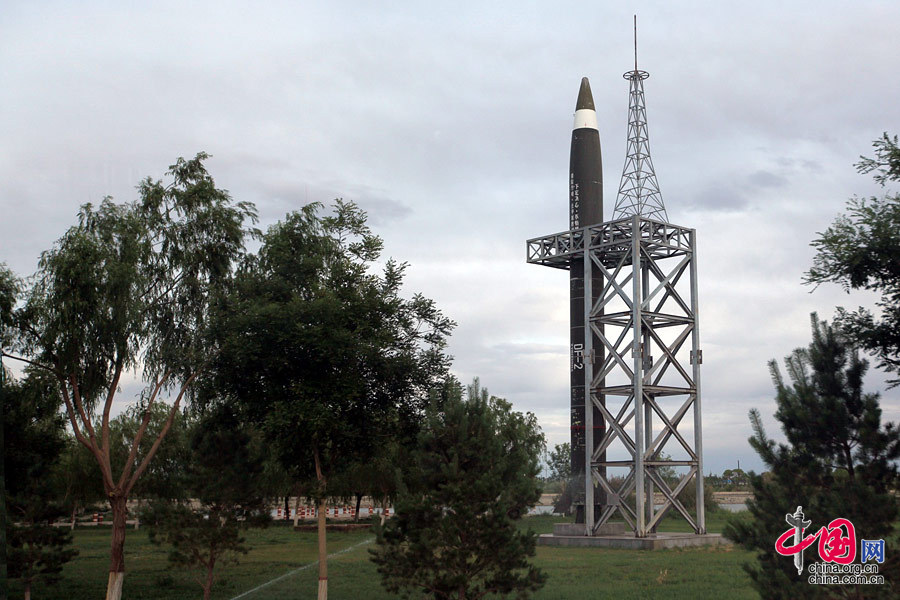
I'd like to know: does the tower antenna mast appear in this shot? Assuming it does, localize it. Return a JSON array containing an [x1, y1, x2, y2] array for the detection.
[[613, 15, 668, 222]]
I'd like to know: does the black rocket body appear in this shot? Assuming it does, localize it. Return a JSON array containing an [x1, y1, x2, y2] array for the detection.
[[569, 78, 603, 230], [569, 77, 604, 523]]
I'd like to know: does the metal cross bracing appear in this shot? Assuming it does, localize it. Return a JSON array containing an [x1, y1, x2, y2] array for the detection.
[[527, 215, 705, 537], [612, 68, 668, 223]]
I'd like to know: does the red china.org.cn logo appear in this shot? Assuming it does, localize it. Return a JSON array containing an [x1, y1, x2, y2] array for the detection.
[[775, 506, 885, 586]]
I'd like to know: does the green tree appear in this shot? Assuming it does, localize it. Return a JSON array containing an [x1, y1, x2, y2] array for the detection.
[[725, 315, 900, 599], [546, 442, 573, 515], [721, 468, 749, 488], [1, 263, 20, 600], [805, 133, 900, 386], [55, 438, 106, 528], [365, 442, 408, 524], [142, 405, 270, 600], [4, 370, 78, 600], [546, 442, 571, 482], [650, 450, 679, 487], [3, 154, 256, 599], [0, 264, 15, 337], [7, 526, 76, 600], [107, 402, 193, 503], [371, 378, 547, 600], [328, 441, 404, 524], [207, 200, 453, 599]]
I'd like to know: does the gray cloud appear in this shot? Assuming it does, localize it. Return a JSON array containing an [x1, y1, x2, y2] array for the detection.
[[685, 183, 750, 212], [747, 170, 789, 189]]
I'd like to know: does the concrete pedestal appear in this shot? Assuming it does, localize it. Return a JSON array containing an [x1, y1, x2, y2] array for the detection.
[[552, 522, 626, 536], [537, 531, 727, 550]]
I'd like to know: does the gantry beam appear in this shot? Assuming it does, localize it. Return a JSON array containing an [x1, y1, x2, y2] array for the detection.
[[527, 215, 705, 537]]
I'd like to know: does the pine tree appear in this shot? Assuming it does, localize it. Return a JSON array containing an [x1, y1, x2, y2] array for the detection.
[[725, 314, 900, 599], [5, 370, 78, 600], [142, 405, 271, 600], [371, 378, 547, 600]]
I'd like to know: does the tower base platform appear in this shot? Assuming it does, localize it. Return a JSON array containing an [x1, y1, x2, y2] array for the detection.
[[538, 528, 727, 550]]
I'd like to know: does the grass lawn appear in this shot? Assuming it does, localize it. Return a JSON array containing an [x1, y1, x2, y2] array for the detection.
[[10, 512, 757, 599]]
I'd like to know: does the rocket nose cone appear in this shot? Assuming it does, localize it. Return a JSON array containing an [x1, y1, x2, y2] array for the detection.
[[576, 77, 595, 111]]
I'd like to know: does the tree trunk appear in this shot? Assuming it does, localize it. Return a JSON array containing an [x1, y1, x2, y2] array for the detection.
[[293, 494, 300, 527], [106, 494, 128, 600], [843, 443, 855, 480], [354, 494, 362, 522], [203, 556, 216, 600], [24, 580, 32, 600], [70, 505, 77, 530], [314, 446, 328, 600], [317, 495, 328, 600]]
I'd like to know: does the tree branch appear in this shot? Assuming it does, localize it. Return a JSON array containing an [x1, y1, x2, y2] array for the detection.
[[69, 374, 100, 449], [125, 372, 197, 495], [0, 352, 62, 376], [101, 359, 125, 463], [117, 372, 170, 489], [139, 269, 187, 307], [60, 381, 114, 491], [59, 383, 91, 450]]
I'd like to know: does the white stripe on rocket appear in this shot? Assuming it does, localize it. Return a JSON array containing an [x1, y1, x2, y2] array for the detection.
[[573, 109, 598, 131]]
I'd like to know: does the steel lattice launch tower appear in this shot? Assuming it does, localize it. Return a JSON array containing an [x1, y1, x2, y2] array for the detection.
[[529, 21, 712, 542], [568, 78, 604, 523]]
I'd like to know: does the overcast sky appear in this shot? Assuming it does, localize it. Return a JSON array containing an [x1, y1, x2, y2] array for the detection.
[[3, 1, 900, 475]]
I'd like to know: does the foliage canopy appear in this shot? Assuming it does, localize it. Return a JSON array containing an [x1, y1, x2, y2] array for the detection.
[[207, 200, 454, 485], [806, 133, 900, 386], [142, 405, 271, 600], [725, 315, 900, 598], [206, 200, 454, 599], [5, 371, 78, 598], [371, 378, 546, 600], [3, 153, 257, 598]]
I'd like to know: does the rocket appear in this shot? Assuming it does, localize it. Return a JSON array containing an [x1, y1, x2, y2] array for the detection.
[[569, 77, 604, 524], [569, 78, 603, 229]]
